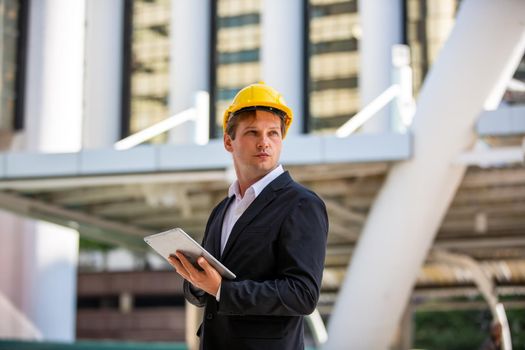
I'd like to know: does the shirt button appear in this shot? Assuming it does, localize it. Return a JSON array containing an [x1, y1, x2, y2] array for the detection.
[[206, 313, 213, 320]]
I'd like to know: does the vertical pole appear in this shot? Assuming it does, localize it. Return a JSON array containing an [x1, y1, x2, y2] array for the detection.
[[194, 91, 210, 145], [391, 44, 415, 132]]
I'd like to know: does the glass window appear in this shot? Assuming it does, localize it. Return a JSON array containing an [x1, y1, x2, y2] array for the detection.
[[126, 0, 170, 142], [0, 0, 24, 132], [406, 0, 460, 94], [407, 0, 525, 104], [212, 0, 262, 138], [307, 0, 360, 134]]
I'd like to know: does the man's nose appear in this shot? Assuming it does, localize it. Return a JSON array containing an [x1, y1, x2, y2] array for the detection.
[[257, 135, 270, 149]]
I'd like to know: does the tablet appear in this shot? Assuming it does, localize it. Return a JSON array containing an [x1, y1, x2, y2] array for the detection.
[[144, 227, 236, 280]]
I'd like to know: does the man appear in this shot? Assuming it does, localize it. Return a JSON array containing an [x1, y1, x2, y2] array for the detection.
[[169, 82, 328, 349]]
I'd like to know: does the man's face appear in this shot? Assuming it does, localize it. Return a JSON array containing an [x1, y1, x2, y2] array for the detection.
[[224, 110, 283, 182]]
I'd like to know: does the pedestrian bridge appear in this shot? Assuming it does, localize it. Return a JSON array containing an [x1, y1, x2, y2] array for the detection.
[[0, 106, 523, 319]]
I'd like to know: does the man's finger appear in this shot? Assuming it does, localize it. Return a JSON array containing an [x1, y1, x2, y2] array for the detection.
[[198, 257, 214, 274], [168, 255, 191, 279], [175, 251, 200, 276], [168, 255, 185, 271], [176, 269, 191, 281]]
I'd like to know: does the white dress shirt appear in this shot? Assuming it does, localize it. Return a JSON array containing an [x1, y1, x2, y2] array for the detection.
[[215, 165, 284, 301]]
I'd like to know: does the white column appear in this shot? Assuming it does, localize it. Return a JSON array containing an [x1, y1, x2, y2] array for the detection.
[[261, 0, 304, 136], [325, 1, 525, 349], [13, 0, 85, 341], [83, 0, 123, 149], [24, 0, 85, 153], [359, 0, 403, 133], [25, 222, 79, 341], [168, 0, 210, 144]]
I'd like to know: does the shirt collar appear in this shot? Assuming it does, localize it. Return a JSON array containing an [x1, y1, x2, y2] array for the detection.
[[228, 165, 284, 199]]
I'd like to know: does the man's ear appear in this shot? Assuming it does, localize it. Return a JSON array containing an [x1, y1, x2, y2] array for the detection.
[[224, 133, 233, 152]]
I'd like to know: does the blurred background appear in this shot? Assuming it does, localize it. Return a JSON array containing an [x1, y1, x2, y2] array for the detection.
[[0, 0, 524, 349]]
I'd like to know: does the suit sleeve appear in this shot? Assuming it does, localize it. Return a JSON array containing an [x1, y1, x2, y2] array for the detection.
[[217, 195, 328, 316], [183, 280, 207, 307]]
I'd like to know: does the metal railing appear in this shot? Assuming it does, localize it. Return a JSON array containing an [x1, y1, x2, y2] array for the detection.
[[115, 91, 209, 150]]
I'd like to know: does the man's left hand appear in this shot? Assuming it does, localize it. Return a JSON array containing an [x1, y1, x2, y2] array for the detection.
[[168, 252, 222, 297]]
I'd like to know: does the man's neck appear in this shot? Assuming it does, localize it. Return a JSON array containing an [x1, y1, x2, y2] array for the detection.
[[237, 175, 263, 198], [235, 165, 280, 198]]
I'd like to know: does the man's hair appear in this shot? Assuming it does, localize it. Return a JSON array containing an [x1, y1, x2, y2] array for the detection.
[[225, 106, 286, 140]]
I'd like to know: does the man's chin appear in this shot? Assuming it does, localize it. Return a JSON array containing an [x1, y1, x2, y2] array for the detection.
[[253, 162, 276, 174]]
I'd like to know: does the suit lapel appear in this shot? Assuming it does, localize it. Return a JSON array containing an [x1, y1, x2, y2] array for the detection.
[[220, 172, 292, 261], [207, 196, 235, 259]]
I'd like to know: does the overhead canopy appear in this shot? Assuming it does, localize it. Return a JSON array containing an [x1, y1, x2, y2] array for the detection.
[[0, 118, 524, 313]]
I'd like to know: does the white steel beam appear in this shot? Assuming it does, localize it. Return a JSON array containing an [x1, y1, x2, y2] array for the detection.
[[325, 1, 525, 348]]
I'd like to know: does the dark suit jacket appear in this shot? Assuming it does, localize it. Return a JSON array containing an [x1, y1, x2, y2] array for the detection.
[[183, 171, 328, 350]]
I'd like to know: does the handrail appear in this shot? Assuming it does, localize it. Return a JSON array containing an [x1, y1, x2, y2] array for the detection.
[[335, 84, 400, 138], [115, 108, 195, 150], [114, 91, 209, 150], [431, 249, 512, 350]]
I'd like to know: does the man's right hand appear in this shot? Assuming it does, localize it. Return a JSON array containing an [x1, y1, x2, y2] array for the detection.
[[168, 252, 222, 298]]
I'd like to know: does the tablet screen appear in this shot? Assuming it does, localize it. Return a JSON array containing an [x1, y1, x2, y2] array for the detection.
[[144, 228, 236, 279]]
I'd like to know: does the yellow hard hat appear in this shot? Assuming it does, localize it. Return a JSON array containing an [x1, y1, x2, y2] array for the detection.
[[223, 82, 293, 138]]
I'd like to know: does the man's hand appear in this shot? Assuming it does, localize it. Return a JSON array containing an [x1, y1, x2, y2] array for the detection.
[[168, 251, 222, 297]]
